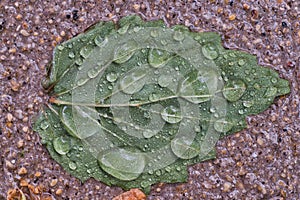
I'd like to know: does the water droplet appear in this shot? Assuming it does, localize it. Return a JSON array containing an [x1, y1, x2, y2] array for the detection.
[[143, 129, 157, 139], [80, 45, 93, 59], [150, 30, 159, 37], [94, 35, 104, 46], [194, 125, 201, 132], [171, 136, 200, 159], [161, 105, 182, 124], [238, 109, 244, 114], [148, 93, 160, 102], [264, 87, 277, 97], [75, 58, 83, 66], [87, 67, 100, 79], [223, 79, 246, 102], [40, 120, 49, 130], [117, 24, 130, 35], [148, 49, 171, 68], [114, 40, 138, 64], [57, 45, 64, 51], [98, 148, 145, 181], [69, 161, 77, 170], [119, 67, 148, 94], [202, 43, 219, 60], [106, 72, 118, 82], [53, 136, 70, 155], [158, 75, 172, 88], [68, 51, 75, 59], [133, 26, 141, 32], [160, 40, 167, 46], [173, 31, 184, 41], [178, 73, 210, 104], [271, 78, 278, 83], [243, 100, 254, 108], [214, 118, 233, 133], [238, 59, 245, 66], [77, 78, 88, 86]]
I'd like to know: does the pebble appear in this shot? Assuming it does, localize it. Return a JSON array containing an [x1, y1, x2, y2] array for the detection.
[[50, 178, 58, 187], [20, 29, 30, 36], [17, 139, 24, 148], [222, 182, 232, 192], [18, 167, 28, 175], [55, 189, 63, 195], [7, 113, 13, 122]]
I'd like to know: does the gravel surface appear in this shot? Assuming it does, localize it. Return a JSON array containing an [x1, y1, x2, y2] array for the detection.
[[0, 0, 299, 199]]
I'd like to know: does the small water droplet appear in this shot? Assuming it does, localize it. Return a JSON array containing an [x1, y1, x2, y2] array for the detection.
[[80, 46, 93, 59], [119, 68, 148, 94], [69, 161, 77, 170], [214, 118, 233, 133], [77, 78, 88, 86], [148, 93, 160, 102], [238, 109, 244, 114], [238, 59, 245, 66], [194, 125, 201, 132], [243, 100, 254, 108], [40, 120, 49, 130], [57, 45, 64, 51], [158, 75, 172, 88], [202, 43, 219, 60], [264, 87, 277, 97], [53, 136, 70, 155], [271, 77, 278, 83], [114, 40, 138, 64], [150, 30, 159, 37], [94, 35, 104, 46], [173, 31, 185, 41], [118, 24, 130, 35], [68, 51, 75, 59], [87, 67, 100, 79], [75, 58, 83, 66], [161, 105, 182, 124], [148, 49, 171, 68], [106, 72, 118, 82], [223, 79, 246, 102]]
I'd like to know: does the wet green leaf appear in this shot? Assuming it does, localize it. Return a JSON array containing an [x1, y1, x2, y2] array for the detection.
[[34, 15, 290, 193]]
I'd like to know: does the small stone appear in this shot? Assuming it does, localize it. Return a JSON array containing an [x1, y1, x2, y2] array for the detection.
[[222, 182, 232, 192], [257, 137, 264, 146], [228, 14, 236, 21], [17, 140, 24, 148], [243, 3, 250, 10], [22, 126, 29, 133], [60, 31, 66, 37], [257, 183, 267, 194], [16, 14, 23, 20], [18, 167, 28, 175], [5, 160, 15, 169], [50, 178, 58, 187], [20, 179, 28, 187], [7, 113, 13, 122], [113, 189, 146, 200], [34, 171, 41, 177], [20, 29, 30, 36], [239, 167, 247, 176], [156, 188, 161, 192], [55, 189, 63, 195], [10, 80, 20, 91]]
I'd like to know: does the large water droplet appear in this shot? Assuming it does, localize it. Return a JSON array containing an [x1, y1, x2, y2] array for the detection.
[[106, 72, 118, 83], [119, 67, 148, 94], [171, 136, 200, 159], [98, 148, 145, 181], [214, 118, 233, 133], [223, 79, 246, 102], [161, 105, 182, 124], [113, 40, 138, 64], [148, 49, 171, 68], [53, 136, 71, 155], [87, 67, 100, 79], [202, 43, 219, 60], [76, 78, 89, 86]]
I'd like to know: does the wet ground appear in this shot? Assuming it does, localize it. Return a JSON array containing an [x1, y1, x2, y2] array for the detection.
[[0, 0, 299, 199]]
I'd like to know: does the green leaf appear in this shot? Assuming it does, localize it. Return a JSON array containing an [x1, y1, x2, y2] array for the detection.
[[34, 15, 290, 193]]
